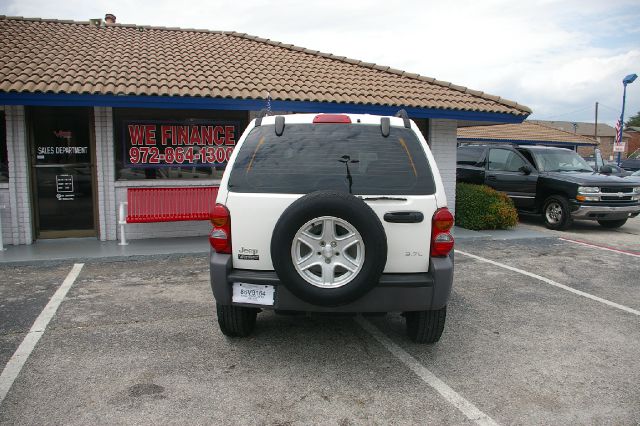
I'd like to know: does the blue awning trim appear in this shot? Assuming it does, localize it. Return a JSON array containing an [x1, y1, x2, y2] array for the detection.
[[0, 92, 527, 123]]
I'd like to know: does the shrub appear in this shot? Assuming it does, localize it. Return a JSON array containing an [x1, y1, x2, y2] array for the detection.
[[455, 183, 518, 230]]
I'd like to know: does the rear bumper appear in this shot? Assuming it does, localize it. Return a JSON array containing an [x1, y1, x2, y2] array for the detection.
[[209, 250, 454, 313], [570, 204, 640, 220]]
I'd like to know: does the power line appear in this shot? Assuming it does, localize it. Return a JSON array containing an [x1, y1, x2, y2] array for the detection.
[[533, 105, 594, 121], [597, 103, 621, 114]]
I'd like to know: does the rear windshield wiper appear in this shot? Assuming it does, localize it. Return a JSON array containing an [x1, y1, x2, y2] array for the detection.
[[360, 196, 408, 201]]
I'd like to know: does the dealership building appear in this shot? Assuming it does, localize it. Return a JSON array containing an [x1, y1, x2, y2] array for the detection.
[[0, 15, 530, 246]]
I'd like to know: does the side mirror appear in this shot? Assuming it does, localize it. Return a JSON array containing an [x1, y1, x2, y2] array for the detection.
[[600, 165, 613, 174], [519, 165, 532, 175]]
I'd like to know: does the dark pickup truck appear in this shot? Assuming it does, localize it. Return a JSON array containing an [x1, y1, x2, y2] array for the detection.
[[457, 144, 640, 230]]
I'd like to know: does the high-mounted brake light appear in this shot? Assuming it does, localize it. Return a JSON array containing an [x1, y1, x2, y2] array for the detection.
[[312, 114, 352, 124], [209, 203, 232, 254], [431, 208, 454, 257]]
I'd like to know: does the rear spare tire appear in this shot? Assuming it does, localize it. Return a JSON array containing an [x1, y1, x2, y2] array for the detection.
[[271, 190, 387, 307]]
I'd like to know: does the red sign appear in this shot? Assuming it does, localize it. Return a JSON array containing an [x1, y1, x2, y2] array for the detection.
[[53, 130, 73, 138], [124, 120, 239, 167]]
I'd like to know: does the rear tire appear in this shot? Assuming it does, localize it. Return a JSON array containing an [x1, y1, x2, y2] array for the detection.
[[216, 304, 258, 337], [405, 306, 446, 344], [597, 218, 627, 229], [542, 195, 572, 230]]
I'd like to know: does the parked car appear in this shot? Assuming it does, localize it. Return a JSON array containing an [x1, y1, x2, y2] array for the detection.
[[457, 144, 640, 230], [598, 163, 633, 177], [583, 157, 632, 176], [620, 158, 640, 172], [209, 113, 454, 343]]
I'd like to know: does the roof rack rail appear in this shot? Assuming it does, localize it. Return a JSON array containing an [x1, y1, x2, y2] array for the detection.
[[255, 109, 272, 127], [457, 141, 519, 147], [395, 109, 411, 128]]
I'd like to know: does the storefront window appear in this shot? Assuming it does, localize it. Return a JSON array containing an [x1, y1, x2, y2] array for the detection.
[[114, 109, 248, 180], [1, 112, 8, 182]]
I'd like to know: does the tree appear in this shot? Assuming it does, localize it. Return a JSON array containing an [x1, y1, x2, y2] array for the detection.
[[625, 111, 640, 128]]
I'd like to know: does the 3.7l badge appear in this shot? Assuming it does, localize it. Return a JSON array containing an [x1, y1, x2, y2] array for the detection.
[[404, 251, 424, 257]]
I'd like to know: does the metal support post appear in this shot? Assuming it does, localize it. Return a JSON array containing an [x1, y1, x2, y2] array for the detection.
[[617, 74, 638, 165], [617, 85, 627, 166], [118, 201, 129, 246]]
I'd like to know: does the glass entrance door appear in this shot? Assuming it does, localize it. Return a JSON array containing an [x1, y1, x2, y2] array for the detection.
[[30, 107, 95, 238]]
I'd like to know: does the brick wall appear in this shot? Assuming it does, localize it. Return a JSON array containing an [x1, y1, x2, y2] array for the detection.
[[4, 105, 32, 245], [598, 135, 631, 160], [577, 146, 592, 157], [94, 107, 118, 241], [626, 130, 640, 156], [0, 187, 10, 246], [428, 119, 457, 213]]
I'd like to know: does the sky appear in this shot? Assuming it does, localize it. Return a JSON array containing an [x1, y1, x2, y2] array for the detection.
[[1, 0, 639, 126]]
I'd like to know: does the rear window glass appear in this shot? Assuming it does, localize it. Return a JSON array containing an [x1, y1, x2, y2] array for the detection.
[[228, 123, 435, 195], [457, 146, 485, 165]]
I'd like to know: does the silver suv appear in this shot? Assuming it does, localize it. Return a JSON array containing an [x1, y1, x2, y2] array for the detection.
[[209, 112, 454, 343]]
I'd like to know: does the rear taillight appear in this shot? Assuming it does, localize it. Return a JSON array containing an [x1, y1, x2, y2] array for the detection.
[[312, 114, 352, 124], [431, 208, 454, 257], [209, 203, 231, 254]]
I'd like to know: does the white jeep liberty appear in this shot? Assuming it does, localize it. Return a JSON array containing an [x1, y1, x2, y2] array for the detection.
[[209, 112, 454, 343]]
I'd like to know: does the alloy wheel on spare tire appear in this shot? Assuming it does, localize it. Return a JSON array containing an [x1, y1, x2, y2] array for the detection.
[[271, 190, 387, 307], [542, 195, 572, 230]]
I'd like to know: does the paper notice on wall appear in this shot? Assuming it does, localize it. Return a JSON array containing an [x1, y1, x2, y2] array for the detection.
[[56, 175, 74, 193], [56, 175, 75, 200]]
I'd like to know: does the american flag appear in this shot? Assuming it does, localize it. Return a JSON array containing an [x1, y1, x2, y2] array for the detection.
[[614, 118, 622, 145]]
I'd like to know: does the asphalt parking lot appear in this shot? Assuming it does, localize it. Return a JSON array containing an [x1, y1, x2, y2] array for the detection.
[[0, 223, 639, 424]]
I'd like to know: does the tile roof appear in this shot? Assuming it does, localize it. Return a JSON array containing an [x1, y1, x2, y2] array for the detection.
[[529, 120, 631, 138], [0, 16, 531, 117], [458, 121, 597, 145]]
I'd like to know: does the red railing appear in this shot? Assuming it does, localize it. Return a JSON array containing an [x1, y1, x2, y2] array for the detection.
[[126, 187, 219, 223]]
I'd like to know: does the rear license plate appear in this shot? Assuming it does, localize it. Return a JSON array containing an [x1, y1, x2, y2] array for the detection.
[[232, 283, 275, 306]]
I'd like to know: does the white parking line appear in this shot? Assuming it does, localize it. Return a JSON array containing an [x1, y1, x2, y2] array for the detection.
[[457, 250, 640, 317], [558, 237, 640, 258], [356, 317, 499, 426], [0, 263, 84, 405]]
